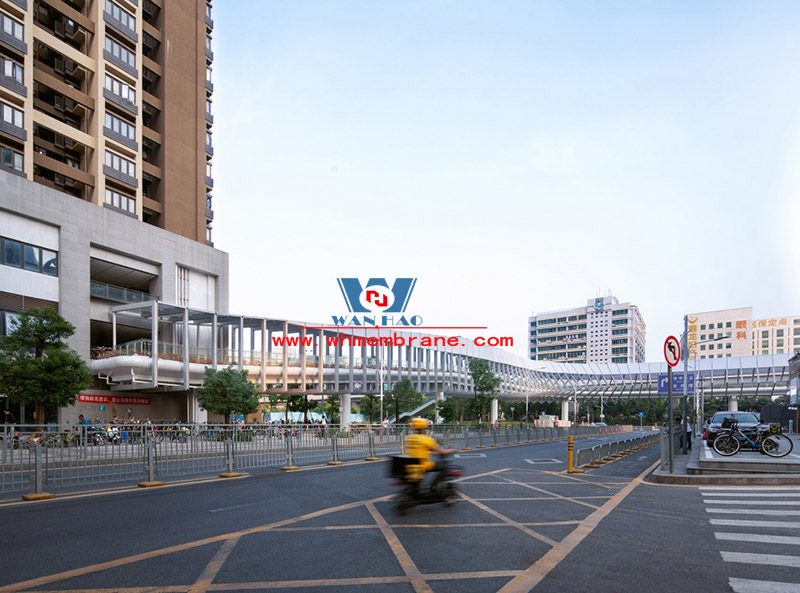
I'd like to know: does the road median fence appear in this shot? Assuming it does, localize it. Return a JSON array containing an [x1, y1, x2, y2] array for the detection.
[[1, 423, 627, 496], [574, 431, 661, 470]]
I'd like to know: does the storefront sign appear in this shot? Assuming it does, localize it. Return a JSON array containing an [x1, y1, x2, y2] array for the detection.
[[78, 394, 151, 406]]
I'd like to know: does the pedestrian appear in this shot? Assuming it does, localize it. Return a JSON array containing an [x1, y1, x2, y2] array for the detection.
[[3, 408, 17, 425]]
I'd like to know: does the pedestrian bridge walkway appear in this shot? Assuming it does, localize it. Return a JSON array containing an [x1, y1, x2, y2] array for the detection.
[[90, 301, 793, 402]]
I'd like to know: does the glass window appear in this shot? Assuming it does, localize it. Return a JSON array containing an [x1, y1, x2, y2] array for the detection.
[[762, 340, 769, 348], [726, 321, 731, 328], [3, 239, 21, 267], [777, 339, 784, 347], [22, 245, 40, 272], [41, 249, 57, 276], [700, 324, 706, 330], [762, 330, 769, 338], [4, 311, 20, 335], [777, 329, 784, 337], [717, 323, 722, 328]]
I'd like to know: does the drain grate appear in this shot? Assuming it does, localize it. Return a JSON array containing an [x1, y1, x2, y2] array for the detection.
[[607, 485, 625, 494]]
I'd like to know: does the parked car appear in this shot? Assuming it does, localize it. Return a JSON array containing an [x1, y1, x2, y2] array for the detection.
[[705, 411, 763, 446], [594, 422, 607, 427]]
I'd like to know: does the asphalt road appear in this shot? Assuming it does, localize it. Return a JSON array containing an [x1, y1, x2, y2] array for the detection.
[[0, 431, 796, 593]]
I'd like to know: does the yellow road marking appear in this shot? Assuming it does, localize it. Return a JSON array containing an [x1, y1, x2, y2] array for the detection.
[[457, 492, 558, 547], [497, 459, 661, 593], [365, 502, 434, 593], [494, 475, 601, 511], [0, 497, 385, 593], [188, 536, 241, 593]]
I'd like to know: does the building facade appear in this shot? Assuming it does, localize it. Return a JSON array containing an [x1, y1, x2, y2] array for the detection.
[[528, 294, 646, 364], [0, 170, 228, 422], [686, 307, 800, 360], [0, 0, 224, 423], [0, 0, 214, 244]]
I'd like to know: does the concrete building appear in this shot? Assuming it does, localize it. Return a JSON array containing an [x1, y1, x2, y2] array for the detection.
[[528, 294, 646, 364], [0, 0, 215, 243], [0, 0, 225, 423], [685, 307, 800, 360]]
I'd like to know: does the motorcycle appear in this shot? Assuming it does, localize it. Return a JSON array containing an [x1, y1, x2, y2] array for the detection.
[[390, 453, 461, 515]]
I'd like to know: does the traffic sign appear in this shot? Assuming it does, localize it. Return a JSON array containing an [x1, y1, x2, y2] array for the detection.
[[657, 372, 695, 394], [664, 336, 680, 367], [638, 412, 644, 418]]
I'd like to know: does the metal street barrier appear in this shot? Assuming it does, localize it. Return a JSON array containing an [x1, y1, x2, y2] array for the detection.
[[574, 431, 661, 469], [0, 422, 628, 495]]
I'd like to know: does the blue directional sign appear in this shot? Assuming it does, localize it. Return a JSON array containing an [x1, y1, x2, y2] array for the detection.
[[638, 412, 645, 418], [657, 372, 695, 394]]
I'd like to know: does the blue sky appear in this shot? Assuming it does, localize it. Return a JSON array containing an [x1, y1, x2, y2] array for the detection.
[[211, 1, 800, 360]]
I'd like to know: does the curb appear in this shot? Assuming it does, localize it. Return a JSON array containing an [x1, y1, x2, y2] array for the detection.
[[649, 471, 800, 486]]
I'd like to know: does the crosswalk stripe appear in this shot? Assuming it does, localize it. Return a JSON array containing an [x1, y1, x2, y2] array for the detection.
[[702, 492, 800, 497], [716, 532, 800, 546], [707, 509, 800, 516], [703, 500, 800, 506], [710, 519, 800, 528], [701, 488, 800, 492], [730, 577, 800, 593], [722, 552, 800, 568]]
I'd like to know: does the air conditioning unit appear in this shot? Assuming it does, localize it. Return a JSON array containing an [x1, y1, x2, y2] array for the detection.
[[54, 133, 65, 147], [54, 57, 64, 74], [54, 173, 64, 184], [55, 20, 64, 36], [54, 96, 64, 111]]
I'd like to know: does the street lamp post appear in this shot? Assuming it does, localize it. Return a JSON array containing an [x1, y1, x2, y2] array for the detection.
[[510, 407, 514, 423]]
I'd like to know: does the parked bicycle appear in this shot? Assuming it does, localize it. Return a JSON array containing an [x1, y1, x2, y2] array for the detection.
[[712, 419, 793, 458]]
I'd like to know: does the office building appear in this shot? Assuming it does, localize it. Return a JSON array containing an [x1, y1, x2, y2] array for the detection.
[[685, 307, 800, 360], [528, 294, 646, 364]]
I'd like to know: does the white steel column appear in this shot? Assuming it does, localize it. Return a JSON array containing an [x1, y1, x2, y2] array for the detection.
[[151, 300, 158, 387], [341, 393, 352, 428], [728, 395, 739, 412], [182, 307, 189, 390], [237, 317, 244, 371], [282, 321, 289, 392], [490, 398, 499, 423], [260, 319, 267, 392], [561, 400, 570, 423]]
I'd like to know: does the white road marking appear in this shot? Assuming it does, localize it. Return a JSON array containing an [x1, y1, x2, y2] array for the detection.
[[710, 519, 800, 529], [715, 533, 800, 546], [524, 459, 562, 464], [701, 488, 800, 493], [730, 577, 800, 593], [209, 502, 262, 513], [704, 446, 713, 459], [454, 453, 487, 458], [636, 456, 647, 461], [704, 500, 800, 506], [722, 552, 800, 568], [702, 492, 800, 497], [707, 509, 800, 516], [700, 490, 800, 500]]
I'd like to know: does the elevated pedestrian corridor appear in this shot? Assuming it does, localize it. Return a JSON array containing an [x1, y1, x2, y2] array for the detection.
[[90, 301, 792, 403]]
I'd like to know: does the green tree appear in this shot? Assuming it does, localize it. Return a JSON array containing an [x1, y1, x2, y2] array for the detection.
[[359, 394, 381, 423], [386, 378, 425, 424], [0, 307, 92, 424], [468, 359, 502, 422], [325, 394, 340, 423], [197, 367, 259, 423], [439, 397, 468, 424]]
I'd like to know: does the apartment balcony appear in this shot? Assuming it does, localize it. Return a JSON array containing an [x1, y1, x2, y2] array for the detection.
[[0, 119, 26, 142], [205, 207, 214, 220], [205, 111, 213, 124], [0, 72, 26, 97], [104, 12, 138, 44], [9, 0, 27, 10], [103, 125, 138, 152], [103, 50, 138, 79], [0, 28, 27, 55], [103, 164, 138, 188], [205, 176, 213, 188], [103, 88, 138, 116], [205, 79, 213, 92]]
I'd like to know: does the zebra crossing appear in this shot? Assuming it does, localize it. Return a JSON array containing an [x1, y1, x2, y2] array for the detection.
[[702, 487, 800, 592]]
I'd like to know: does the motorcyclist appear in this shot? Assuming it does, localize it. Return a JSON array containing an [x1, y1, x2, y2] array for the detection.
[[405, 418, 454, 487]]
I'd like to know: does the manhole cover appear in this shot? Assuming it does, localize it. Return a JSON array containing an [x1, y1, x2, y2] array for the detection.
[[607, 485, 625, 494]]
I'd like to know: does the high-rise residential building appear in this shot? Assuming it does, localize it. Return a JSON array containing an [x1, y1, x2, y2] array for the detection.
[[528, 294, 646, 364], [685, 307, 800, 360], [0, 0, 226, 423], [0, 0, 215, 243]]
